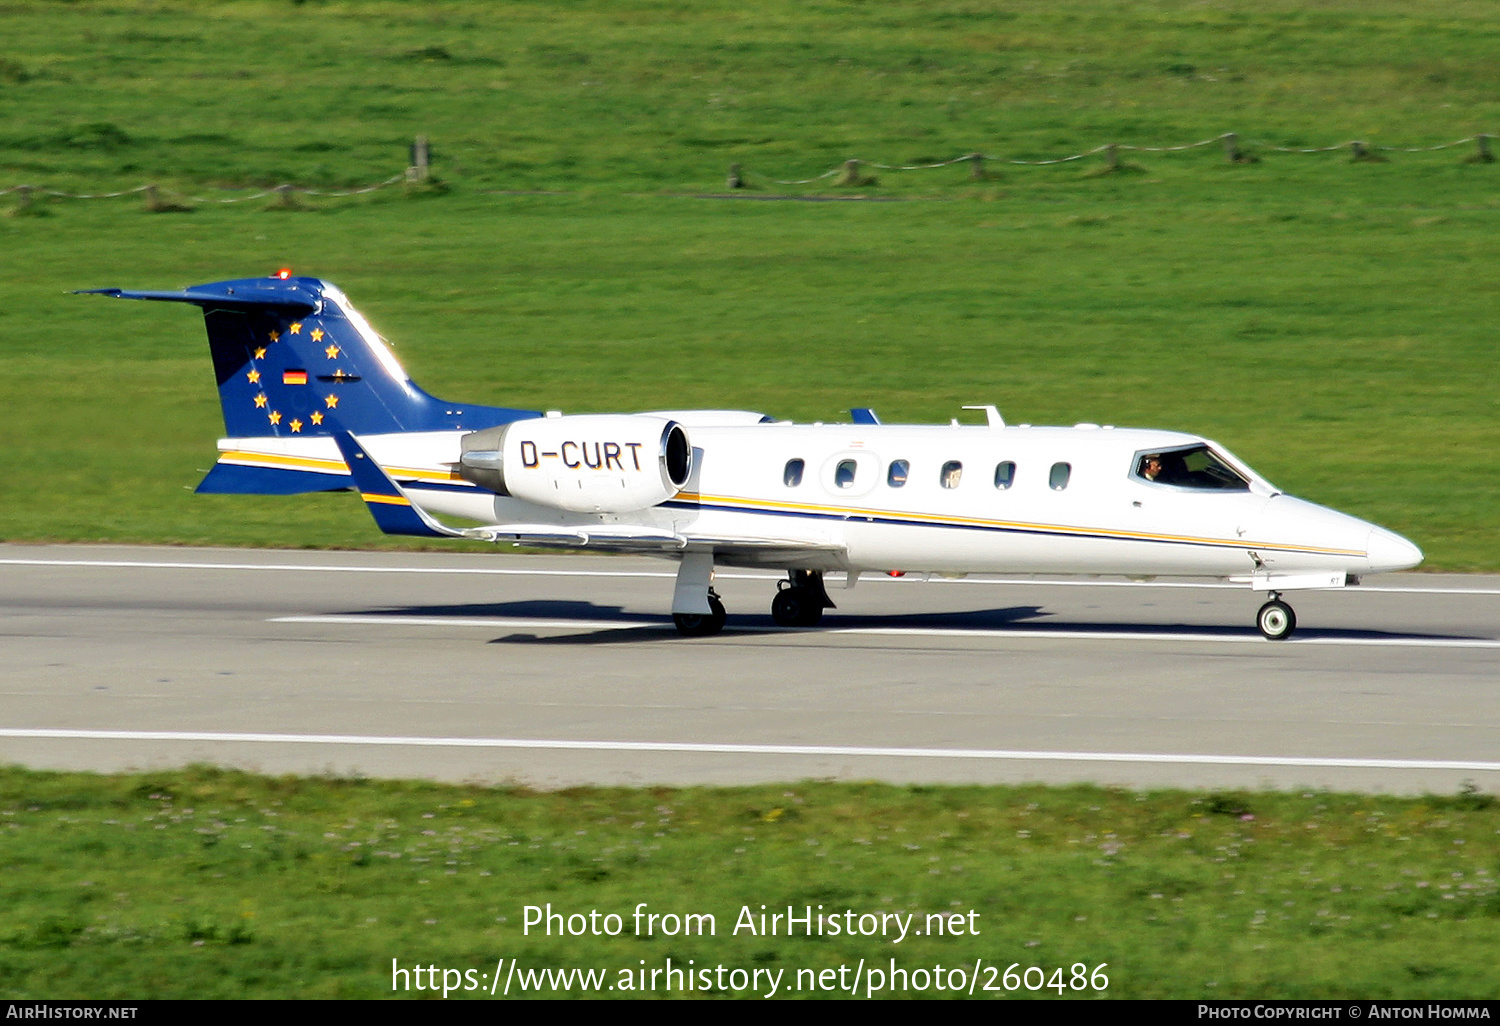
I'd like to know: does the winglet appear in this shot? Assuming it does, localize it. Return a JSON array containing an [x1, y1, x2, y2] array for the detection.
[[330, 430, 465, 538]]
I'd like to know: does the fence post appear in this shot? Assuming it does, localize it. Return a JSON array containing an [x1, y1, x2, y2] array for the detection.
[[835, 159, 863, 186], [275, 183, 296, 207], [727, 163, 744, 189], [1476, 134, 1494, 163], [968, 153, 985, 180], [1222, 132, 1241, 163], [144, 184, 159, 211], [1104, 144, 1119, 171], [15, 184, 32, 212], [409, 135, 430, 181]]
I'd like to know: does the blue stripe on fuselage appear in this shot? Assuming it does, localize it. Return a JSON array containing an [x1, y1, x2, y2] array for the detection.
[[659, 498, 1333, 555]]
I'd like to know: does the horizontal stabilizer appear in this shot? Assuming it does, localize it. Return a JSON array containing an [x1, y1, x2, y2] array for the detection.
[[195, 460, 352, 495], [78, 282, 320, 314]]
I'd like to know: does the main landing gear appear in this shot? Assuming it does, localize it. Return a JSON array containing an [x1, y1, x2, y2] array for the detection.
[[671, 552, 726, 637], [670, 566, 837, 637], [672, 588, 727, 637], [771, 570, 834, 628], [1256, 591, 1297, 640]]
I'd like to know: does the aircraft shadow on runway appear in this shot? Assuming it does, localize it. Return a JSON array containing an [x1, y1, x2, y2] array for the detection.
[[485, 604, 1059, 645], [329, 599, 1480, 647], [333, 599, 1049, 645], [370, 599, 655, 622], [316, 600, 1488, 648]]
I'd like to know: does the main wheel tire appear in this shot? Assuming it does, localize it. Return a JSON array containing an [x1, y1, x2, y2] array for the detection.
[[674, 596, 727, 637], [1257, 599, 1296, 640], [772, 588, 824, 627], [771, 588, 807, 627]]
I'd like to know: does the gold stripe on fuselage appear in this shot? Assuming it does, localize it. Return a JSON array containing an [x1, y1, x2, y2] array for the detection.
[[220, 449, 465, 484], [678, 492, 1366, 559]]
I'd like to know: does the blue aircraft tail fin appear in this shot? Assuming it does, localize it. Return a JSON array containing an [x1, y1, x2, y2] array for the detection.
[[83, 275, 538, 437], [81, 274, 539, 494]]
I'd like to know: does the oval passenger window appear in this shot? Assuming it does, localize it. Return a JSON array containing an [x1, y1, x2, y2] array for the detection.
[[994, 461, 1015, 489], [784, 459, 805, 487], [835, 459, 857, 489], [1049, 462, 1071, 490]]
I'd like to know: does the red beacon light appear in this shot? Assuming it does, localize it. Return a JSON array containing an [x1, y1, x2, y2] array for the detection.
[[275, 268, 292, 280]]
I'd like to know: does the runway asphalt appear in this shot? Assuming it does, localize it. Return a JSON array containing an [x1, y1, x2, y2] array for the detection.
[[2, 544, 1496, 794]]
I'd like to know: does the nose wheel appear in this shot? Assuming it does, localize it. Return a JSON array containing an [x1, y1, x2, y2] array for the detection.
[[1256, 594, 1296, 640]]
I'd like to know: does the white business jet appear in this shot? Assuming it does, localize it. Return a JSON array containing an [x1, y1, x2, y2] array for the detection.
[[84, 275, 1422, 639]]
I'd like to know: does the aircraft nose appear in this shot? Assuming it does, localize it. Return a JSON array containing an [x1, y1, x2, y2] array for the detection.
[[1366, 525, 1423, 573]]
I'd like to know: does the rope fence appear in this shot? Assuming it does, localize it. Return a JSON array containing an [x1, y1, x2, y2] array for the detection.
[[730, 131, 1496, 187], [6, 132, 1495, 212], [1, 173, 413, 214], [3, 136, 432, 214]]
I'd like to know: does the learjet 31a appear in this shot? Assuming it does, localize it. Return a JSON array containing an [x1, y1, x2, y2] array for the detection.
[[83, 274, 1423, 639]]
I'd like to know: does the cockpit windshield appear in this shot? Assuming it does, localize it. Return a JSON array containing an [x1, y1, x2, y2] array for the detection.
[[1134, 445, 1250, 491]]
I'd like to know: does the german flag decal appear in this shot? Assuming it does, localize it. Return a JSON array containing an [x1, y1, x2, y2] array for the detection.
[[282, 369, 308, 385]]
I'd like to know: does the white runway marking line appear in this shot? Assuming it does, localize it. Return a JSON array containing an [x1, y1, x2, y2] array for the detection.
[[5, 558, 1499, 596], [269, 613, 1500, 649], [2, 728, 1498, 773], [0, 558, 672, 579]]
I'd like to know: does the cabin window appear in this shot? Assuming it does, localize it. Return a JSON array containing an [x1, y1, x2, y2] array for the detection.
[[887, 459, 909, 487], [993, 461, 1015, 490], [1135, 445, 1250, 491], [835, 459, 857, 489], [1049, 462, 1071, 490], [940, 461, 963, 489], [783, 459, 805, 487]]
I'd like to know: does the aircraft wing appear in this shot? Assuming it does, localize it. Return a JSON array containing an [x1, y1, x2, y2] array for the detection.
[[674, 533, 847, 563], [469, 524, 683, 550], [331, 430, 844, 558], [471, 528, 844, 564]]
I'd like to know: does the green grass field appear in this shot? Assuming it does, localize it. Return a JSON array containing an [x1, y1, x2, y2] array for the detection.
[[6, 0, 1500, 194], [2, 767, 1497, 999]]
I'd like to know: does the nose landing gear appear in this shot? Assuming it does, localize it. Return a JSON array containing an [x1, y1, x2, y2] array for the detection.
[[1256, 592, 1296, 640]]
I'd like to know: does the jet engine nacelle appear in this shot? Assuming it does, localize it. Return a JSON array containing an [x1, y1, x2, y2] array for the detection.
[[458, 415, 693, 513]]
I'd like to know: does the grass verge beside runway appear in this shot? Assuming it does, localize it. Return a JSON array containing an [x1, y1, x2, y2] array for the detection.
[[2, 766, 1496, 998]]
